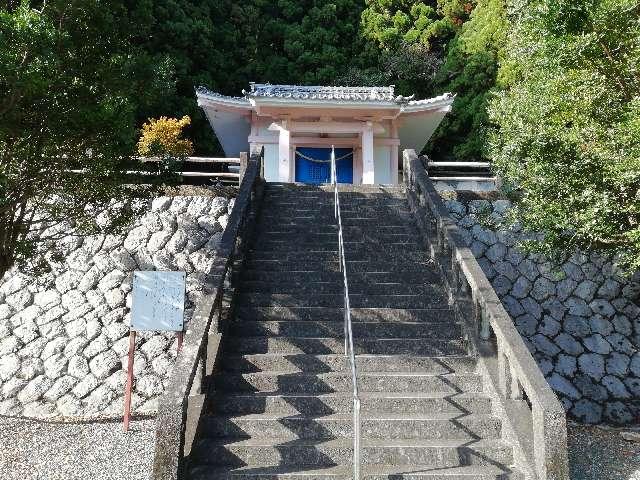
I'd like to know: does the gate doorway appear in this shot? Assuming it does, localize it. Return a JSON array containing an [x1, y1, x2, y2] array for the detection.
[[294, 147, 353, 184]]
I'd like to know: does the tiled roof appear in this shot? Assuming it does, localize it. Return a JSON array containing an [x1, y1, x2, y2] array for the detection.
[[196, 84, 454, 108], [195, 86, 250, 104], [406, 92, 455, 107], [244, 83, 398, 102]]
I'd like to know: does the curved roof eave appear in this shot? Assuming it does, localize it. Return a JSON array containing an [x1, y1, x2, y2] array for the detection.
[[400, 93, 456, 114], [196, 87, 252, 111]]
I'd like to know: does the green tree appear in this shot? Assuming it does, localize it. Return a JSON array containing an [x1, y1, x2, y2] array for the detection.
[[0, 1, 170, 278], [488, 0, 640, 272], [134, 0, 369, 155], [360, 0, 466, 51], [341, 0, 470, 98], [427, 0, 508, 161]]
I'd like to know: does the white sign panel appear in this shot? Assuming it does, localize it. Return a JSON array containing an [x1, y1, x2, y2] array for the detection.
[[130, 271, 186, 332]]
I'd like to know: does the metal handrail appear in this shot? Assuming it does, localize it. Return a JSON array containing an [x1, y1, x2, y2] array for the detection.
[[330, 146, 361, 480]]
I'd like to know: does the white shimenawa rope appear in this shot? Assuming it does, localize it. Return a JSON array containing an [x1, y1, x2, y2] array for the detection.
[[295, 150, 353, 164]]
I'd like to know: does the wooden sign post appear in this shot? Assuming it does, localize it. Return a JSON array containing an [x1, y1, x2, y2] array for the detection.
[[124, 271, 186, 432]]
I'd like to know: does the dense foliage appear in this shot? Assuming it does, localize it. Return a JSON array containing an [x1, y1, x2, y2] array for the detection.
[[132, 0, 369, 154], [0, 1, 170, 277], [488, 0, 640, 272], [427, 0, 508, 161], [346, 0, 505, 160]]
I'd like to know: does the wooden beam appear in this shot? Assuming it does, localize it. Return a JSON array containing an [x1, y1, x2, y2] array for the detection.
[[269, 120, 386, 135]]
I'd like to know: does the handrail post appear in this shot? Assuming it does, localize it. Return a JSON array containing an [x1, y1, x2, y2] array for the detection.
[[239, 152, 248, 185]]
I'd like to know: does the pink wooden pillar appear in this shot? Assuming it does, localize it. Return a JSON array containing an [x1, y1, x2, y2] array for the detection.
[[361, 122, 375, 184], [391, 120, 400, 185], [278, 120, 291, 182]]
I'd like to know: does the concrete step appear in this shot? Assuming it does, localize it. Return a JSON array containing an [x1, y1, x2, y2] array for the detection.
[[243, 260, 436, 273], [265, 185, 405, 196], [228, 320, 462, 339], [255, 232, 421, 244], [239, 282, 441, 296], [214, 371, 482, 394], [221, 354, 477, 374], [199, 413, 502, 441], [190, 464, 523, 480], [261, 202, 410, 213], [258, 204, 411, 214], [254, 242, 423, 253], [256, 225, 420, 235], [237, 293, 449, 309], [246, 251, 432, 263], [210, 391, 490, 416], [191, 437, 514, 468], [235, 307, 455, 324], [240, 270, 440, 285], [225, 337, 467, 356], [257, 215, 412, 226], [256, 217, 414, 227]]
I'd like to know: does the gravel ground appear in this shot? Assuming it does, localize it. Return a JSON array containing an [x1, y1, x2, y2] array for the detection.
[[1, 416, 639, 480], [568, 422, 640, 480], [0, 416, 155, 480]]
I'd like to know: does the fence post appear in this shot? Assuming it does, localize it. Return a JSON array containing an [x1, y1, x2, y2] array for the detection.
[[402, 149, 417, 185], [239, 152, 248, 185]]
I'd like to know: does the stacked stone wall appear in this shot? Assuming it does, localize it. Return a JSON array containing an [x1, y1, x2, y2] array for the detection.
[[444, 197, 640, 424], [0, 195, 232, 419]]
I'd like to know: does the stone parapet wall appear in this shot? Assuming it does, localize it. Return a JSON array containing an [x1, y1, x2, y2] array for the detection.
[[0, 195, 232, 419], [443, 196, 640, 424]]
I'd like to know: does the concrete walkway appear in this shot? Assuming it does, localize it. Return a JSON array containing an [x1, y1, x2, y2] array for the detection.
[[568, 423, 640, 480], [0, 416, 154, 480]]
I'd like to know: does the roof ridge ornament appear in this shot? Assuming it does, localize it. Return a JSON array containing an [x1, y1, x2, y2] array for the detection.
[[394, 94, 415, 105]]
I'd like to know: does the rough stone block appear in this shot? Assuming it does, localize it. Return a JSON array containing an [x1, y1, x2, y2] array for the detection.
[[43, 353, 68, 380], [531, 277, 555, 301], [89, 349, 119, 380], [606, 352, 630, 377], [511, 277, 532, 299], [556, 354, 577, 377], [72, 373, 99, 399], [41, 337, 68, 361], [589, 299, 616, 318], [571, 399, 602, 424], [565, 296, 593, 317], [562, 262, 584, 282], [2, 377, 26, 400], [492, 275, 512, 296], [578, 353, 605, 380], [44, 375, 78, 402], [605, 401, 634, 424], [18, 375, 53, 403], [137, 374, 164, 398], [548, 373, 581, 400], [606, 333, 635, 355], [602, 375, 631, 399], [0, 354, 20, 381], [85, 385, 117, 413], [574, 374, 608, 401], [539, 316, 561, 337], [583, 334, 613, 355]]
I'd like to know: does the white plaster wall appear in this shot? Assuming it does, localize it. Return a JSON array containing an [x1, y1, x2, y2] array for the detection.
[[374, 145, 392, 184], [263, 144, 279, 182]]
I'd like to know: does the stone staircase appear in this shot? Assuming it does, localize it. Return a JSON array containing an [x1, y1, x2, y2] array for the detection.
[[187, 184, 525, 479]]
